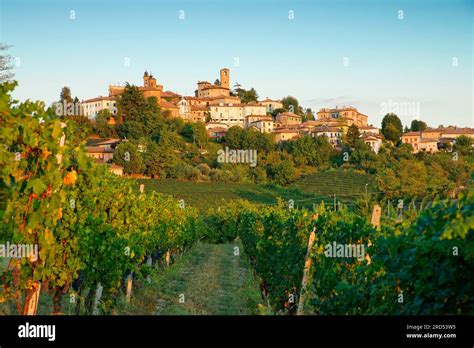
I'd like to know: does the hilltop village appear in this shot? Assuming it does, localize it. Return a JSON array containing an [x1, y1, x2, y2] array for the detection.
[[75, 68, 474, 176]]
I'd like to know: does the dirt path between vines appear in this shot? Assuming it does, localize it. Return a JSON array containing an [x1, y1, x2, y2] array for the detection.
[[122, 241, 263, 315]]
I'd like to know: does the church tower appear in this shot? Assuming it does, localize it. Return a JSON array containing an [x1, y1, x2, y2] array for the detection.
[[220, 68, 230, 89], [143, 70, 150, 87]]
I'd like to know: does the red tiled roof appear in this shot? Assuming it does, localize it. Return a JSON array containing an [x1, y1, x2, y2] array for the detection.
[[208, 127, 228, 133], [273, 128, 300, 134], [420, 138, 438, 143], [277, 112, 301, 118], [97, 138, 121, 145], [360, 134, 382, 140], [162, 91, 181, 98], [83, 96, 115, 103], [311, 126, 341, 132], [160, 100, 179, 109], [402, 132, 421, 136]]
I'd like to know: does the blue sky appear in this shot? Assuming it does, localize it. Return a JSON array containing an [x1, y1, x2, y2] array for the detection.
[[1, 0, 472, 128]]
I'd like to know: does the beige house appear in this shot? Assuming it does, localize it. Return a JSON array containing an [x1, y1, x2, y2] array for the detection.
[[317, 106, 368, 127], [87, 146, 114, 162], [275, 112, 301, 126], [197, 68, 230, 98], [185, 96, 211, 107], [248, 117, 274, 133], [260, 98, 283, 113], [359, 126, 380, 136], [273, 128, 300, 142], [209, 103, 267, 127], [309, 126, 342, 147], [401, 131, 421, 152], [160, 100, 180, 118], [245, 115, 271, 127], [423, 127, 474, 140], [418, 138, 439, 153], [96, 138, 121, 150], [402, 131, 439, 153], [206, 122, 229, 131], [361, 134, 383, 153], [207, 127, 228, 140], [190, 106, 208, 122], [210, 95, 241, 105], [81, 96, 117, 120], [85, 138, 121, 163], [178, 97, 192, 120]]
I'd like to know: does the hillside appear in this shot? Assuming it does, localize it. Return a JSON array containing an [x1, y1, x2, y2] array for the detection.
[[135, 169, 376, 211], [292, 169, 376, 205], [135, 179, 317, 211]]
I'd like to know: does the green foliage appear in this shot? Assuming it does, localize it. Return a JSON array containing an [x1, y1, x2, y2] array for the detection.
[[410, 119, 427, 132], [381, 113, 403, 142], [59, 86, 73, 104], [286, 135, 332, 167], [234, 86, 258, 104], [94, 110, 117, 138], [112, 141, 145, 174], [0, 81, 204, 313], [455, 135, 473, 157], [281, 96, 302, 115], [206, 188, 474, 315], [346, 124, 360, 148], [267, 160, 296, 186], [0, 80, 91, 306], [181, 122, 208, 148], [116, 84, 164, 139]]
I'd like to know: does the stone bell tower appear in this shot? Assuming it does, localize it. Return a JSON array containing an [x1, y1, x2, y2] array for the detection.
[[220, 68, 230, 89]]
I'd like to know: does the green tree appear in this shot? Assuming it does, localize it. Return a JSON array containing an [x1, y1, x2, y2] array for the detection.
[[241, 88, 259, 104], [272, 107, 287, 117], [454, 135, 473, 156], [399, 159, 428, 197], [117, 83, 160, 123], [95, 109, 117, 138], [181, 122, 208, 148], [112, 141, 145, 174], [224, 126, 245, 148], [381, 113, 403, 142], [267, 160, 296, 185], [302, 108, 315, 122], [346, 124, 361, 148], [384, 123, 402, 143], [60, 86, 73, 105], [410, 119, 428, 132], [349, 140, 378, 173], [64, 115, 93, 139], [281, 96, 302, 115]]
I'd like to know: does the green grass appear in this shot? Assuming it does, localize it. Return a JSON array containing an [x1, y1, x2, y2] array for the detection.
[[119, 241, 264, 315], [135, 169, 376, 211]]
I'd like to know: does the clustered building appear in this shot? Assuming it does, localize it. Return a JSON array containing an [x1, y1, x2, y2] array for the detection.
[[401, 127, 474, 154], [82, 67, 472, 163]]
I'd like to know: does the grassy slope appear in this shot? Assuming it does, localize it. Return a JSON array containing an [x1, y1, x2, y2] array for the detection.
[[136, 179, 317, 211], [136, 169, 375, 211]]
